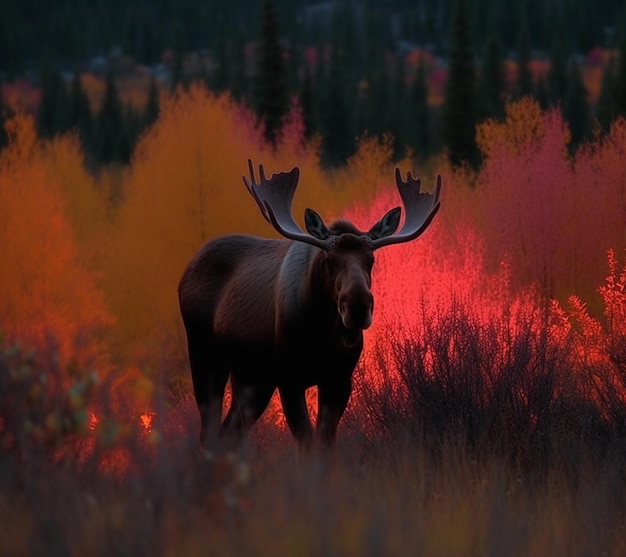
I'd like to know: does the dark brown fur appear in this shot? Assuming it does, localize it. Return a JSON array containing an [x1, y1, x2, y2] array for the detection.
[[178, 221, 377, 451], [179, 162, 441, 452]]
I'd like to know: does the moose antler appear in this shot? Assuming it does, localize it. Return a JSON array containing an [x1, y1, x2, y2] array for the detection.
[[369, 169, 441, 249], [243, 159, 329, 249]]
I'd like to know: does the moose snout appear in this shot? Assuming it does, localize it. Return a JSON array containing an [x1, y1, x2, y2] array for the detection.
[[338, 289, 374, 330]]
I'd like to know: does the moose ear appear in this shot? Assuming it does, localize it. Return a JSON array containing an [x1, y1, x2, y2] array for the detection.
[[304, 208, 331, 240], [368, 207, 401, 240]]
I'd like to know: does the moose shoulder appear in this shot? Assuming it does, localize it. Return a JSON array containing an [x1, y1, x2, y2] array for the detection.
[[178, 160, 441, 451]]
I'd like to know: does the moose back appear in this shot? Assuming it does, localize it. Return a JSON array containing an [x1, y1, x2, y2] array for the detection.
[[178, 160, 441, 451]]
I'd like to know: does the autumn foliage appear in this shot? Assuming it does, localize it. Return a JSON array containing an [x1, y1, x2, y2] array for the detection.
[[1, 87, 626, 450], [3, 86, 626, 556]]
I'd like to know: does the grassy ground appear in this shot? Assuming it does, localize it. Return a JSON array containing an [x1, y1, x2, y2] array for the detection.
[[2, 392, 626, 557]]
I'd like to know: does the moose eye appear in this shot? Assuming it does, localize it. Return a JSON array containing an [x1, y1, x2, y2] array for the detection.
[[325, 253, 337, 270]]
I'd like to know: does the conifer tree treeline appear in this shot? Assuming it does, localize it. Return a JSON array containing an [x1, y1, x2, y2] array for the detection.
[[1, 0, 625, 166]]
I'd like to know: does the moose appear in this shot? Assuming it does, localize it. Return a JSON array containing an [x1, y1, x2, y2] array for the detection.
[[178, 160, 441, 451]]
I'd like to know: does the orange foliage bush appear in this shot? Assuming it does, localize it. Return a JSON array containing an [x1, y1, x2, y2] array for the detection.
[[3, 87, 626, 442], [0, 115, 112, 369], [100, 85, 395, 361]]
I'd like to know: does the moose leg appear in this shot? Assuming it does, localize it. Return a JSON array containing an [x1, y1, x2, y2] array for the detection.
[[278, 386, 314, 452], [186, 328, 229, 450], [317, 377, 352, 447], [222, 379, 275, 442]]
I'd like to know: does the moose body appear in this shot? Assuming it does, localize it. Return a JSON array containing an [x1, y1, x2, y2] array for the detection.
[[179, 160, 441, 450]]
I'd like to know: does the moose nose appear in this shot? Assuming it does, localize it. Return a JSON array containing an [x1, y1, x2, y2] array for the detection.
[[339, 291, 373, 330]]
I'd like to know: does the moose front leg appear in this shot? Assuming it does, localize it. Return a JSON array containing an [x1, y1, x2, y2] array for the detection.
[[278, 385, 314, 452], [317, 377, 352, 447]]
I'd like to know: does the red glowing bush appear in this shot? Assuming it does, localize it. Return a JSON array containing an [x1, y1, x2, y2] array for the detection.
[[474, 100, 626, 311]]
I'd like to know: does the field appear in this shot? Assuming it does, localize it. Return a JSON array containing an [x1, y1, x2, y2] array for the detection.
[[1, 87, 626, 555]]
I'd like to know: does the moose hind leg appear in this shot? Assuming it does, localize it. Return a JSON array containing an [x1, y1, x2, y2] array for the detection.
[[186, 327, 229, 450], [222, 378, 275, 442]]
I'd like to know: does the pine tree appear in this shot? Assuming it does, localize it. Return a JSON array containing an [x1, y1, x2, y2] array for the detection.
[[534, 75, 550, 110], [614, 29, 626, 119], [211, 21, 229, 93], [390, 55, 408, 158], [96, 68, 125, 165], [68, 72, 93, 148], [299, 62, 316, 139], [547, 34, 567, 107], [120, 103, 140, 163], [230, 29, 249, 102], [143, 75, 160, 129], [321, 39, 354, 167], [442, 0, 479, 169], [515, 23, 533, 99], [478, 35, 506, 119], [596, 57, 616, 132], [369, 62, 390, 139], [37, 62, 70, 138], [563, 59, 592, 150], [0, 78, 8, 150], [408, 59, 431, 161], [254, 0, 289, 147]]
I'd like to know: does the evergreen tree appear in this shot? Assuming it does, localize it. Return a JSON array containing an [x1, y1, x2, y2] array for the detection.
[[170, 25, 186, 92], [515, 23, 533, 99], [299, 62, 316, 139], [254, 0, 289, 147], [369, 60, 390, 139], [408, 59, 431, 161], [442, 0, 479, 169], [121, 103, 141, 163], [143, 75, 160, 129], [390, 55, 408, 158], [596, 57, 616, 132], [211, 21, 229, 93], [614, 29, 626, 119], [563, 59, 592, 151], [321, 39, 354, 167], [96, 68, 125, 164], [478, 35, 506, 119], [68, 72, 93, 149], [0, 78, 8, 150], [37, 62, 70, 138], [534, 75, 550, 110], [230, 29, 249, 102], [546, 34, 567, 107]]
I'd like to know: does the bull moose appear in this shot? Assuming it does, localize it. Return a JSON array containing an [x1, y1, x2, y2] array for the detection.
[[178, 160, 441, 451]]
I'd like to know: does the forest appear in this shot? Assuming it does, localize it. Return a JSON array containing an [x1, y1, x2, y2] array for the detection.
[[2, 1, 626, 556], [1, 0, 626, 167]]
